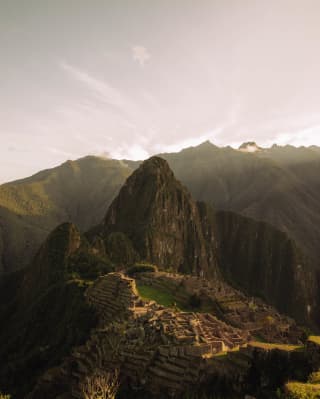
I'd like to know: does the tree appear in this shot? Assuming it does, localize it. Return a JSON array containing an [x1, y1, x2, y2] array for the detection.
[[81, 369, 119, 399]]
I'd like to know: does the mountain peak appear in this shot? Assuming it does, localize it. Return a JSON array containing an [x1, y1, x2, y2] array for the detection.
[[238, 141, 262, 153], [138, 156, 172, 174], [103, 156, 218, 276], [197, 140, 216, 147]]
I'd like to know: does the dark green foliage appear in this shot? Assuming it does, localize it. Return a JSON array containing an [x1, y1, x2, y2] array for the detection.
[[0, 156, 131, 273], [136, 283, 177, 308], [67, 251, 113, 279], [0, 280, 97, 398], [0, 223, 99, 398], [105, 232, 138, 265], [245, 349, 312, 398], [126, 263, 158, 276], [188, 293, 202, 309]]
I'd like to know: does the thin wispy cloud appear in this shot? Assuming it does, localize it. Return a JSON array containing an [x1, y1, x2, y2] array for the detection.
[[132, 45, 151, 67], [59, 61, 139, 119], [1, 0, 320, 182]]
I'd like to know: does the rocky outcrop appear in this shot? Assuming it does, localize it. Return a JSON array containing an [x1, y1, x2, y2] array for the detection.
[[102, 157, 219, 277], [215, 210, 317, 327]]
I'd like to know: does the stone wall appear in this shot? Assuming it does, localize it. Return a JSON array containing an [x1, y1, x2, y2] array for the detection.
[[27, 272, 250, 398], [137, 271, 304, 343]]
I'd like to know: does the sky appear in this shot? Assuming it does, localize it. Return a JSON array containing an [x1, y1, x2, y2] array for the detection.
[[1, 0, 320, 183]]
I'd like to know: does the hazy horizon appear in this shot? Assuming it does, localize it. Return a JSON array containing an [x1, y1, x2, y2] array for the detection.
[[1, 139, 320, 185], [1, 0, 320, 182]]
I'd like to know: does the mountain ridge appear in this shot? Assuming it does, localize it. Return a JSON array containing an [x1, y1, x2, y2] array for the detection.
[[1, 140, 320, 276]]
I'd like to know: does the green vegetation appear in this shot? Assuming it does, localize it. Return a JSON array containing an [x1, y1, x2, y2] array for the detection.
[[308, 336, 320, 346], [285, 382, 320, 398], [136, 281, 207, 312], [188, 293, 202, 309], [105, 232, 138, 265], [137, 283, 177, 308], [0, 156, 131, 272], [248, 341, 303, 352], [67, 251, 113, 280], [0, 393, 10, 399], [0, 279, 97, 398], [0, 223, 100, 398], [309, 372, 320, 384], [126, 263, 158, 277]]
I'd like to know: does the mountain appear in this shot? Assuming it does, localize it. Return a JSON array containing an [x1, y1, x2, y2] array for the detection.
[[0, 223, 103, 397], [94, 156, 219, 277], [238, 141, 263, 152], [87, 156, 315, 326], [215, 210, 316, 325], [156, 141, 320, 271], [0, 156, 130, 273], [2, 141, 320, 277], [1, 155, 318, 398]]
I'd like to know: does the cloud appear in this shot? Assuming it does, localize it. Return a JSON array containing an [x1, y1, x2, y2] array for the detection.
[[273, 125, 320, 147], [59, 61, 139, 117], [132, 45, 151, 67]]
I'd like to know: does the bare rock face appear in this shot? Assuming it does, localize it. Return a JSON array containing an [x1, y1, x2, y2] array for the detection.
[[215, 210, 318, 327], [103, 157, 219, 277]]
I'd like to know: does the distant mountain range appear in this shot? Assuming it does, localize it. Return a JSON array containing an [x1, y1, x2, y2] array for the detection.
[[2, 141, 319, 276]]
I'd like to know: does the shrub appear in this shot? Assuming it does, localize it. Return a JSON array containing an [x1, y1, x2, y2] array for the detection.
[[188, 293, 202, 309], [67, 252, 113, 280], [126, 263, 157, 277], [285, 381, 320, 399], [80, 369, 119, 399], [308, 372, 320, 384]]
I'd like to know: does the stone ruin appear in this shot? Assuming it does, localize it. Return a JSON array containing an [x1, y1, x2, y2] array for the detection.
[[85, 273, 249, 352], [136, 271, 304, 343], [28, 272, 251, 398]]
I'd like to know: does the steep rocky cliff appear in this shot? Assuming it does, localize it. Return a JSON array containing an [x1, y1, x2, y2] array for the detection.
[[101, 156, 219, 277], [215, 210, 317, 326], [95, 156, 318, 326]]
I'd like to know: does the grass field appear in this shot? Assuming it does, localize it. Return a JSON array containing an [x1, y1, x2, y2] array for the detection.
[[136, 283, 178, 308], [285, 381, 320, 398], [248, 341, 303, 352], [308, 336, 320, 345]]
